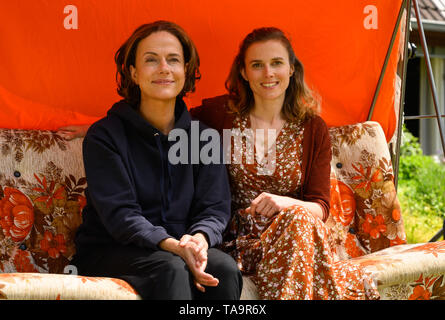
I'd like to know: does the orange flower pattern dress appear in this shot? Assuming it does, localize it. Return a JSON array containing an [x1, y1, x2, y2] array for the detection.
[[222, 115, 380, 300]]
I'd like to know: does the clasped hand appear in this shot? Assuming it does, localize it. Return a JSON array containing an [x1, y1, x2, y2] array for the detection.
[[178, 233, 219, 292]]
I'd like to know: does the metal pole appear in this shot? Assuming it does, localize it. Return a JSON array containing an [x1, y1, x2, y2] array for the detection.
[[367, 0, 407, 121], [411, 0, 445, 242], [412, 0, 445, 158], [394, 0, 411, 189], [393, 0, 411, 188], [429, 219, 445, 242], [405, 114, 445, 120]]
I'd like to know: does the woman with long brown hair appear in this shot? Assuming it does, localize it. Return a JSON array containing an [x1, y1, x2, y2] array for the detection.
[[191, 27, 379, 300]]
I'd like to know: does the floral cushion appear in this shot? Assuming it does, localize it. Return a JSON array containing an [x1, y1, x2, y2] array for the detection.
[[326, 122, 406, 261], [0, 273, 140, 299], [346, 241, 445, 300], [0, 129, 85, 274]]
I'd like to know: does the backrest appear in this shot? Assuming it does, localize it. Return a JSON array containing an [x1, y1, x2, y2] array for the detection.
[[0, 129, 85, 273], [326, 121, 406, 261], [0, 121, 406, 273]]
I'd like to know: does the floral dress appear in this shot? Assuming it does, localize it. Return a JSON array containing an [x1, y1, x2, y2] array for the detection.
[[222, 114, 380, 300]]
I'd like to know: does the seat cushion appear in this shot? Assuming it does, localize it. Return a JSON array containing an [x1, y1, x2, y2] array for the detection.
[[0, 272, 140, 299], [345, 240, 445, 299]]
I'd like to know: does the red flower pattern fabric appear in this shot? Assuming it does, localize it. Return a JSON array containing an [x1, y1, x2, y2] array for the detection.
[[326, 122, 407, 260], [40, 231, 67, 259], [0, 129, 85, 274], [0, 188, 34, 242]]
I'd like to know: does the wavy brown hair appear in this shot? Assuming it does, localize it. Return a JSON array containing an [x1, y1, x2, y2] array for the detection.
[[225, 27, 319, 122], [115, 20, 201, 106]]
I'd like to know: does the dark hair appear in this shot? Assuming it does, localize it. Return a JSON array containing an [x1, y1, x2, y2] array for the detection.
[[115, 20, 201, 106], [225, 27, 319, 122]]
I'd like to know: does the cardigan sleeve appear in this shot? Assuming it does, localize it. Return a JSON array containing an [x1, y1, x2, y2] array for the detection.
[[301, 116, 332, 222], [189, 94, 231, 134]]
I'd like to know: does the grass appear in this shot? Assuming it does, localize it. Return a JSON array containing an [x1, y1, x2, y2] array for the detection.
[[397, 125, 445, 244], [398, 184, 444, 243]]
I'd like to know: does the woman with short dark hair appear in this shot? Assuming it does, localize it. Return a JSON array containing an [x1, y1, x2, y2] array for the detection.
[[71, 20, 242, 300]]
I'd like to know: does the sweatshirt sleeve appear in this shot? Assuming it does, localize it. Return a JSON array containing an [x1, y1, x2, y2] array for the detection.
[[83, 125, 172, 250], [301, 116, 332, 222], [186, 140, 231, 248]]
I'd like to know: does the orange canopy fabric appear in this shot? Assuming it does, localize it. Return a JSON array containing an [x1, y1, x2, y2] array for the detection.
[[0, 0, 403, 140]]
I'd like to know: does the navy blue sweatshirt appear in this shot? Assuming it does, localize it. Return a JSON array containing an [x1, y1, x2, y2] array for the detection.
[[74, 98, 231, 253]]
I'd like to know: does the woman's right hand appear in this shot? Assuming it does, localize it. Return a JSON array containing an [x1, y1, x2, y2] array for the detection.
[[178, 234, 219, 292]]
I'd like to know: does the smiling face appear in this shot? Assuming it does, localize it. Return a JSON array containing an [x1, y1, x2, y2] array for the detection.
[[130, 31, 186, 105], [241, 40, 294, 104]]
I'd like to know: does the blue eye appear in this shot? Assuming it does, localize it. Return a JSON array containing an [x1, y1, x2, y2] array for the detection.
[[251, 63, 262, 69]]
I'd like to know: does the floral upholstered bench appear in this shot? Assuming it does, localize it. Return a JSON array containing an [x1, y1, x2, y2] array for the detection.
[[0, 121, 444, 300], [326, 122, 445, 300]]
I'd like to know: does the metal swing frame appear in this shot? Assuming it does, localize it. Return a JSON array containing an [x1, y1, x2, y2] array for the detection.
[[367, 0, 445, 241]]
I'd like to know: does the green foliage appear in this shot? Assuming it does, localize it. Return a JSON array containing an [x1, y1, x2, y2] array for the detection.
[[398, 125, 445, 243], [399, 184, 444, 243], [400, 125, 423, 157]]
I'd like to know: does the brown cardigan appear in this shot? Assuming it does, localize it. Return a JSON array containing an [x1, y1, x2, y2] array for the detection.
[[190, 95, 332, 222]]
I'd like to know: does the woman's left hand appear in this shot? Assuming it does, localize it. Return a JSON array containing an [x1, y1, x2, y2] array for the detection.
[[56, 124, 90, 140], [246, 192, 300, 218]]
